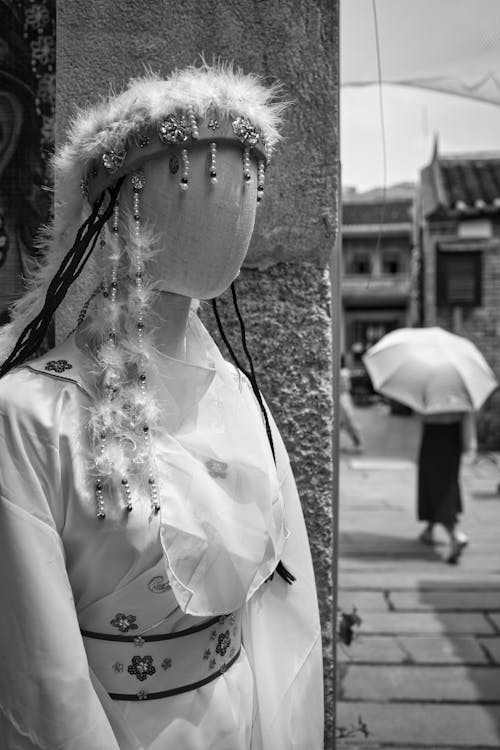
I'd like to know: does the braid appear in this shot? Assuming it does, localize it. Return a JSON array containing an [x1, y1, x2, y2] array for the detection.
[[230, 282, 276, 464], [211, 284, 295, 586], [0, 178, 124, 378], [211, 297, 251, 380]]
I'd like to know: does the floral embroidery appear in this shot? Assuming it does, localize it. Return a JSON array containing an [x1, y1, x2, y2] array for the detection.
[[148, 576, 171, 594], [203, 649, 211, 660], [112, 662, 124, 673], [128, 655, 156, 682], [208, 119, 219, 131], [206, 459, 228, 479], [133, 636, 145, 647], [45, 359, 72, 373], [137, 689, 148, 700], [216, 630, 231, 657], [25, 4, 50, 28], [161, 657, 172, 670], [110, 613, 138, 633], [208, 658, 216, 670], [228, 614, 236, 625]]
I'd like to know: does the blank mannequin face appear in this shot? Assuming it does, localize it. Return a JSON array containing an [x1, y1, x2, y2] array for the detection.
[[120, 143, 259, 299]]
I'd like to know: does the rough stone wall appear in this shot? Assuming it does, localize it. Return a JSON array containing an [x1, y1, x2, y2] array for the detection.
[[57, 1, 338, 745], [200, 262, 333, 723]]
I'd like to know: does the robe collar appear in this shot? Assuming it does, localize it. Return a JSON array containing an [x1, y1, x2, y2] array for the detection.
[[24, 312, 217, 426]]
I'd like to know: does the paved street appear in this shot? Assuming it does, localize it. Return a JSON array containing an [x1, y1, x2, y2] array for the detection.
[[337, 402, 500, 749]]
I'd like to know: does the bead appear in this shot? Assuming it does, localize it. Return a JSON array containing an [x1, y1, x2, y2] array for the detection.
[[242, 146, 251, 182], [180, 149, 189, 190], [187, 104, 199, 139], [209, 142, 217, 184]]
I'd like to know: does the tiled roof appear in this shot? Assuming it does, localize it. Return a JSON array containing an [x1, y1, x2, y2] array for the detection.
[[343, 199, 413, 226], [440, 156, 500, 208], [421, 148, 500, 218]]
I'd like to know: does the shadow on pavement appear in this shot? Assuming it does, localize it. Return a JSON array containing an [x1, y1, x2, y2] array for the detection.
[[418, 579, 500, 743], [340, 530, 443, 562]]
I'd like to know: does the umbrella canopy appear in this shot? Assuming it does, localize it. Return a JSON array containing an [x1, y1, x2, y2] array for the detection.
[[363, 327, 498, 414]]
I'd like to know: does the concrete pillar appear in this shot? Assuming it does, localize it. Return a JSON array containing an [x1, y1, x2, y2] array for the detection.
[[57, 2, 339, 744]]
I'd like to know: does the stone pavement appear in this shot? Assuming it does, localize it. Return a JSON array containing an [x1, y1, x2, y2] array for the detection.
[[336, 403, 500, 749]]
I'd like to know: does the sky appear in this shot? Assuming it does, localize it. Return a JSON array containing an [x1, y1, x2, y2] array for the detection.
[[341, 83, 500, 193]]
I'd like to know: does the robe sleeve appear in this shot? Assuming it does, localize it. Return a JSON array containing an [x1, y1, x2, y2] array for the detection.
[[0, 371, 123, 750], [242, 410, 324, 750]]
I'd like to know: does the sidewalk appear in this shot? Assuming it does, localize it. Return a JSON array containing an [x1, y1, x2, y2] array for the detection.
[[336, 407, 500, 749]]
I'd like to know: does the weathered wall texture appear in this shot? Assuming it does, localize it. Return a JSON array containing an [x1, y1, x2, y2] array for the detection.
[[57, 1, 338, 744], [200, 262, 334, 728]]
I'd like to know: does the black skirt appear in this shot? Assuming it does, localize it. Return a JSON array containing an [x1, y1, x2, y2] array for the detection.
[[417, 421, 463, 527]]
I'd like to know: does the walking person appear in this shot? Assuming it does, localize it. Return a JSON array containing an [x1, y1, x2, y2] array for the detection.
[[417, 411, 477, 564], [339, 354, 364, 453]]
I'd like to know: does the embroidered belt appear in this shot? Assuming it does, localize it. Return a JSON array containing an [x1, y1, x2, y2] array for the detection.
[[81, 611, 241, 701]]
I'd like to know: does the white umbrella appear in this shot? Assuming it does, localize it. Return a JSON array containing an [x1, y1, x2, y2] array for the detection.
[[363, 327, 498, 415]]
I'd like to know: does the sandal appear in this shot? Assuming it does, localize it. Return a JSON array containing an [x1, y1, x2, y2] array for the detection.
[[447, 535, 469, 565]]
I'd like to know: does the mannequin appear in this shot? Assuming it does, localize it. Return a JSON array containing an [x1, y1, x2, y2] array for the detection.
[[0, 65, 323, 750]]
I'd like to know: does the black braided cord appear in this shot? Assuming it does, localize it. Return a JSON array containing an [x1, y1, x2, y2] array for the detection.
[[211, 286, 296, 586], [0, 178, 124, 378]]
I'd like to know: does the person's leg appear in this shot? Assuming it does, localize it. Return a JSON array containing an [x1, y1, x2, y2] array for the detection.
[[339, 398, 363, 451], [419, 523, 435, 545], [444, 522, 469, 564]]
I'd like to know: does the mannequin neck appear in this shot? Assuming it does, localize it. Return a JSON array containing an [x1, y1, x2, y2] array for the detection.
[[151, 290, 191, 359], [76, 290, 191, 361]]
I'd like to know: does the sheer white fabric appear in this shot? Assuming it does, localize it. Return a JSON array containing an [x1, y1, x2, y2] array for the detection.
[[0, 314, 323, 749]]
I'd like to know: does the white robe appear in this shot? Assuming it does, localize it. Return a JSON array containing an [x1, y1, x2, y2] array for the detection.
[[0, 313, 323, 750]]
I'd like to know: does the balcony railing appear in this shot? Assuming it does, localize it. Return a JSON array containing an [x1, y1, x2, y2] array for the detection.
[[342, 273, 411, 300]]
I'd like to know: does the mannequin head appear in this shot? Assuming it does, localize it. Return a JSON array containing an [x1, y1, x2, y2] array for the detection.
[[118, 142, 258, 300]]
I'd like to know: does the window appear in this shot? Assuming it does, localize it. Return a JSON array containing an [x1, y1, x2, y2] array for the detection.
[[436, 251, 482, 307], [382, 251, 402, 275], [347, 251, 372, 275]]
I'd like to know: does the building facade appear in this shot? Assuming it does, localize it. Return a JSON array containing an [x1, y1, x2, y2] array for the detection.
[[341, 193, 415, 360], [417, 145, 500, 447]]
